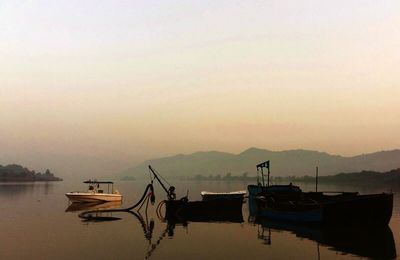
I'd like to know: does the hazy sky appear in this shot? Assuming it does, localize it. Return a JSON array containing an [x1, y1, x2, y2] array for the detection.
[[1, 1, 399, 177]]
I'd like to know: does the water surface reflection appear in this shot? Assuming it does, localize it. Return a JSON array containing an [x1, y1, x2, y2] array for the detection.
[[0, 182, 54, 197], [1, 181, 398, 259], [253, 218, 396, 259], [65, 201, 122, 212]]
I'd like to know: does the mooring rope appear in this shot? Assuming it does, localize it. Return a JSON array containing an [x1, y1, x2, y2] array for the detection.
[[156, 200, 166, 221], [78, 183, 155, 220]]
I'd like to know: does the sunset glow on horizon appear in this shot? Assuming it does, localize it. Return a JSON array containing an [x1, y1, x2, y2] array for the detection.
[[1, 1, 399, 176]]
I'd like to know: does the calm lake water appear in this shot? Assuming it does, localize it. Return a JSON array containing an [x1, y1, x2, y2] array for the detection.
[[1, 180, 398, 259]]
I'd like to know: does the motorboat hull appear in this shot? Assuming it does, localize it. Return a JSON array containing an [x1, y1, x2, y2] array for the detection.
[[65, 192, 122, 203]]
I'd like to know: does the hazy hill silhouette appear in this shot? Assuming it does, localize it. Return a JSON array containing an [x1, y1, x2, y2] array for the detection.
[[0, 164, 62, 182], [119, 148, 400, 179]]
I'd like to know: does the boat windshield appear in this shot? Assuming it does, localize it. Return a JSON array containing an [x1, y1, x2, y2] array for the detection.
[[83, 180, 114, 184]]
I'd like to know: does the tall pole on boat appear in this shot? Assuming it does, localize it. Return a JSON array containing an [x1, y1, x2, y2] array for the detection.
[[315, 166, 319, 192], [256, 161, 269, 188], [261, 167, 265, 187]]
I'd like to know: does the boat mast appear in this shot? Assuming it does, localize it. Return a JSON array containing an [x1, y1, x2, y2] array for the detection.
[[261, 167, 265, 186], [315, 166, 319, 192]]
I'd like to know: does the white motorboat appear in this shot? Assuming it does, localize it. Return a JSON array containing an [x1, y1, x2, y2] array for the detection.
[[65, 180, 122, 203]]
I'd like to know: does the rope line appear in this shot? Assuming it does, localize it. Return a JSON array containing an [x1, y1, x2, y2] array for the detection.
[[78, 183, 154, 220]]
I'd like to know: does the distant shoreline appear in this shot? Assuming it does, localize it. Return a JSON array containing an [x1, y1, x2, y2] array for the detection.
[[279, 168, 400, 186], [0, 178, 62, 182], [161, 168, 400, 187], [0, 164, 63, 182]]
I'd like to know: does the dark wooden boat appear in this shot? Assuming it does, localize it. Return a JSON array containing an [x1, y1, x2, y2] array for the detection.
[[251, 188, 393, 225], [308, 191, 393, 225], [248, 164, 323, 223], [145, 165, 244, 219], [249, 184, 323, 223], [248, 160, 393, 225]]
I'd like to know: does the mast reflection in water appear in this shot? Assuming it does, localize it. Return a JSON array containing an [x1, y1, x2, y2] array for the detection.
[[77, 201, 244, 259]]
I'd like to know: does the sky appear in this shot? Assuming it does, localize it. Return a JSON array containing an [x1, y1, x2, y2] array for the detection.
[[0, 1, 399, 177]]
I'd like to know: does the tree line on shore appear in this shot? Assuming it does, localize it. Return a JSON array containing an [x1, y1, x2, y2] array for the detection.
[[288, 168, 400, 186], [0, 164, 62, 182], [188, 172, 256, 181], [183, 168, 400, 186]]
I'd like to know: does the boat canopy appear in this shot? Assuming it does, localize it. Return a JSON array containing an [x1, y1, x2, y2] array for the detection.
[[83, 180, 114, 184]]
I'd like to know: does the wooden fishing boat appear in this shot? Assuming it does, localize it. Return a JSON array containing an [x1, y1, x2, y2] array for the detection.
[[308, 191, 393, 225], [144, 165, 244, 218], [254, 192, 322, 222], [248, 160, 393, 225]]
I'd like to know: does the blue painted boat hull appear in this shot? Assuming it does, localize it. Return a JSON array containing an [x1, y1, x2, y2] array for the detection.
[[248, 184, 393, 225], [258, 208, 322, 223]]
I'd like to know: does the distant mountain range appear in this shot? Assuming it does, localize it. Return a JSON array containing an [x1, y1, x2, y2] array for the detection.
[[119, 148, 400, 179]]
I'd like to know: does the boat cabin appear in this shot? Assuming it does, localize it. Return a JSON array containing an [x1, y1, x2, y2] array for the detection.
[[83, 180, 115, 194]]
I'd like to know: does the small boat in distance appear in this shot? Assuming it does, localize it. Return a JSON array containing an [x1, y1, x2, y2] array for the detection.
[[65, 180, 122, 203], [201, 190, 246, 201]]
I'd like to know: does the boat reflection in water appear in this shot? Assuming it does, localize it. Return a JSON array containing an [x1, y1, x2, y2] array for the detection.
[[153, 209, 244, 258], [249, 193, 396, 259], [65, 201, 122, 212], [251, 217, 396, 259], [66, 201, 123, 221], [163, 199, 244, 223], [78, 203, 243, 259], [164, 208, 244, 236]]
